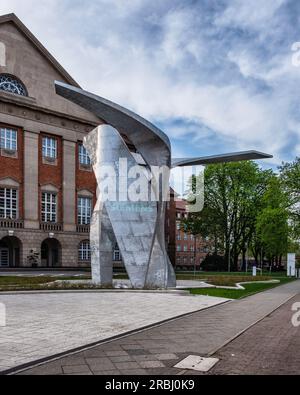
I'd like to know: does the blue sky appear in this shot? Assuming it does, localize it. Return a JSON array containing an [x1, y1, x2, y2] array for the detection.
[[1, 0, 300, 167]]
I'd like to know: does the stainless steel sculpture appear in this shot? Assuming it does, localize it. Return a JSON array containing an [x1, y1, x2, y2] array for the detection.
[[55, 81, 272, 289]]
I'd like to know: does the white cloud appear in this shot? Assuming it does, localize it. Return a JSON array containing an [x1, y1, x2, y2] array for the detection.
[[0, 0, 299, 165], [215, 0, 285, 31]]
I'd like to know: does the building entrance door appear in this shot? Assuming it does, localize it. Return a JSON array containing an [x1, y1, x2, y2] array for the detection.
[[41, 238, 61, 268]]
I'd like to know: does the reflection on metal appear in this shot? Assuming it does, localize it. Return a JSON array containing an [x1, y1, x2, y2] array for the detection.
[[55, 81, 175, 289], [83, 124, 175, 289], [55, 81, 272, 289]]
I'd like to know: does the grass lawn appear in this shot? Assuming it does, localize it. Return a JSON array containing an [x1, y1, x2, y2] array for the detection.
[[176, 271, 288, 278], [177, 274, 278, 286], [188, 277, 296, 299], [115, 272, 289, 286], [0, 276, 90, 292], [0, 273, 295, 294]]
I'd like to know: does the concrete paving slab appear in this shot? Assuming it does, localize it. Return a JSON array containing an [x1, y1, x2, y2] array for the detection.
[[0, 291, 227, 372], [16, 280, 300, 376]]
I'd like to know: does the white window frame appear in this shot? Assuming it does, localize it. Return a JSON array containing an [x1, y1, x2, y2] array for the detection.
[[41, 192, 57, 223], [42, 137, 57, 159], [113, 249, 121, 261], [79, 241, 91, 261], [78, 197, 92, 225], [0, 128, 17, 151], [0, 188, 18, 219], [79, 143, 91, 166]]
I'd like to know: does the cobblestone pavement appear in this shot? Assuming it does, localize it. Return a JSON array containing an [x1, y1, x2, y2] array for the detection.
[[206, 294, 300, 375], [0, 291, 227, 372], [17, 280, 300, 375]]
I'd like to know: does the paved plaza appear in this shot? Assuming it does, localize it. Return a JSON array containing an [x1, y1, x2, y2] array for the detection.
[[8, 280, 300, 375], [0, 291, 227, 372]]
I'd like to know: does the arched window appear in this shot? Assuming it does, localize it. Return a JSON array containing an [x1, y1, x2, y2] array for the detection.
[[0, 74, 27, 97], [78, 240, 91, 262]]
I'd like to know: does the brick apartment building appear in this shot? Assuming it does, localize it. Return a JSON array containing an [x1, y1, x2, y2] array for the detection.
[[166, 192, 211, 271], [0, 13, 210, 270]]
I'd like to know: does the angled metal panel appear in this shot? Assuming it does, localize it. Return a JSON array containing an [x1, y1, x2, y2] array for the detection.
[[55, 81, 272, 290], [172, 151, 273, 167]]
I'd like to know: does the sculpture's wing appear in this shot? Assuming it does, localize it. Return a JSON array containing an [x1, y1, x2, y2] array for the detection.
[[55, 80, 171, 168], [55, 80, 176, 288], [172, 151, 273, 168]]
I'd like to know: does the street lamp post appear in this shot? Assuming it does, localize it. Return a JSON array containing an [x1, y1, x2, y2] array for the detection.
[[245, 242, 248, 274], [228, 242, 231, 273], [194, 234, 197, 278]]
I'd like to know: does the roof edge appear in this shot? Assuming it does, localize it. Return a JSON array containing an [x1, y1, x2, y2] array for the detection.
[[0, 13, 80, 88]]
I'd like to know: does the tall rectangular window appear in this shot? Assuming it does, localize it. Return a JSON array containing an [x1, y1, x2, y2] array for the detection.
[[113, 249, 121, 261], [42, 137, 57, 159], [78, 241, 91, 261], [78, 197, 92, 225], [0, 128, 17, 151], [41, 192, 57, 222], [79, 143, 91, 166], [0, 188, 18, 219]]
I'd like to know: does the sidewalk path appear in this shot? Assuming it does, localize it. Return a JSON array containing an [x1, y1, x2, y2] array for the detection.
[[16, 280, 300, 375], [0, 291, 227, 373], [206, 294, 300, 375]]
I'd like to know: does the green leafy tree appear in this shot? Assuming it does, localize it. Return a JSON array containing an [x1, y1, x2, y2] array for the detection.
[[279, 157, 300, 238], [184, 161, 272, 271], [256, 177, 289, 268]]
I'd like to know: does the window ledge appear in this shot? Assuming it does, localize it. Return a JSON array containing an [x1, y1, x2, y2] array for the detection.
[[79, 163, 92, 172], [1, 149, 18, 159], [42, 156, 57, 166], [0, 90, 36, 105]]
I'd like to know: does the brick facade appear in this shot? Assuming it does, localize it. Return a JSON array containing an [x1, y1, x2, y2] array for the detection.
[[0, 13, 208, 271], [0, 124, 24, 218], [0, 14, 100, 268], [166, 193, 211, 271], [75, 141, 97, 216], [38, 133, 63, 223]]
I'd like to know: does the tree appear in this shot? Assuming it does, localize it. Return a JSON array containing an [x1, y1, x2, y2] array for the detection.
[[256, 177, 289, 268], [279, 157, 300, 238], [184, 161, 273, 271]]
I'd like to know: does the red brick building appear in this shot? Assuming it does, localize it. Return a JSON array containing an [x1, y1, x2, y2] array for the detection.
[[0, 13, 210, 271], [165, 192, 211, 271], [0, 14, 100, 268]]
